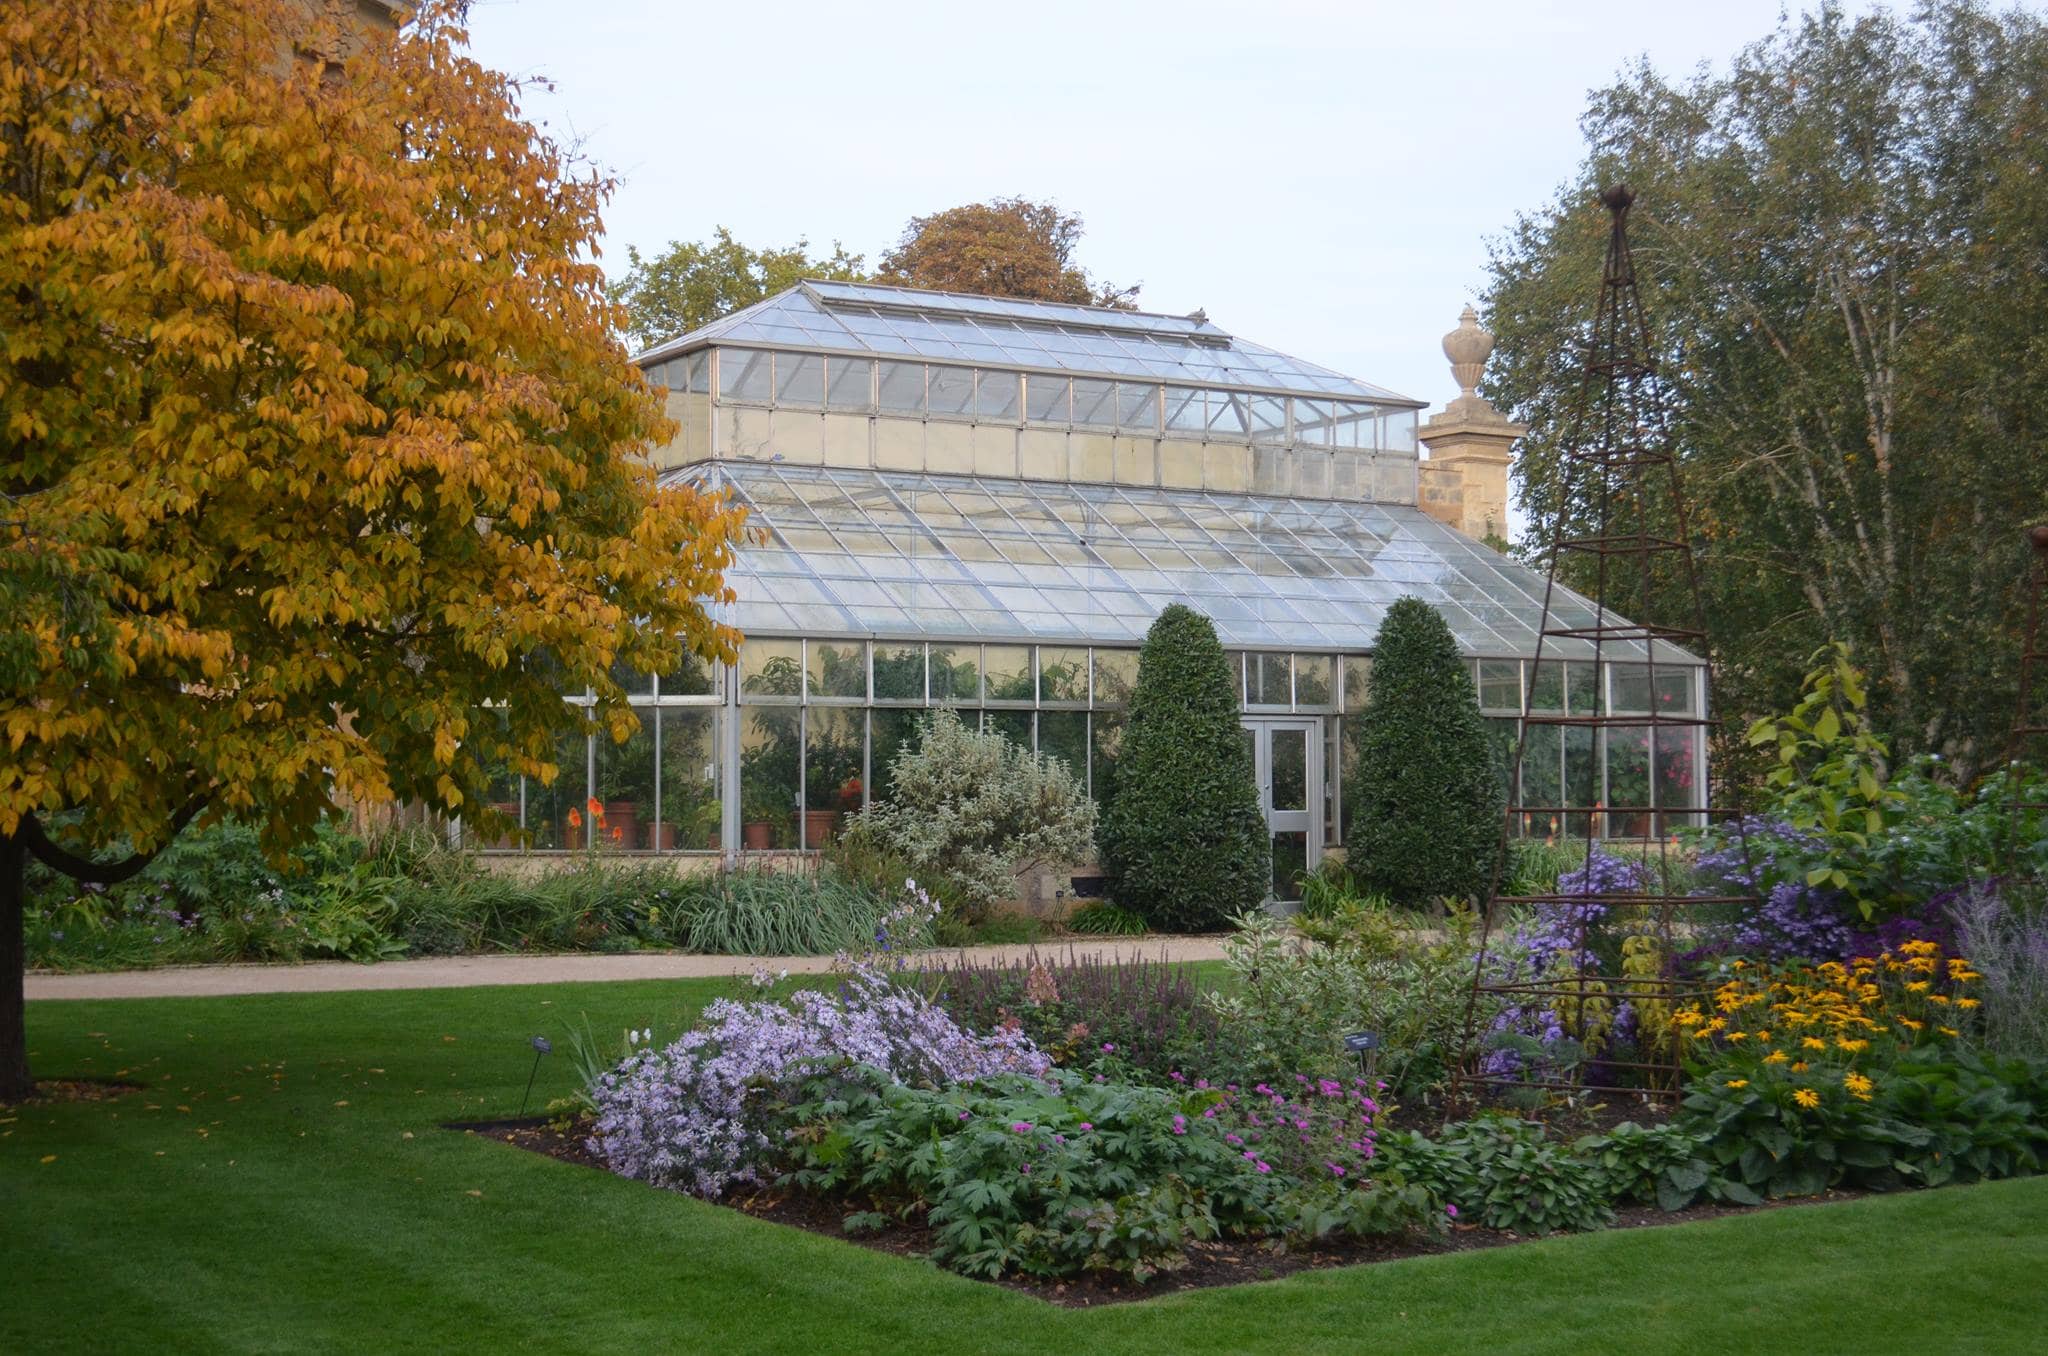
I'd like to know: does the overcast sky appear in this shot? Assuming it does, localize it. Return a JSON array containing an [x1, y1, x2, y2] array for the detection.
[[464, 0, 1887, 415]]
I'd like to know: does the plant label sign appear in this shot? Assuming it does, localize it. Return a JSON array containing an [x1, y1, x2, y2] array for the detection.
[[1343, 1031, 1380, 1053]]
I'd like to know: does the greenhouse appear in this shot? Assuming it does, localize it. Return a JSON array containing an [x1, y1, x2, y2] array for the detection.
[[482, 281, 1704, 893]]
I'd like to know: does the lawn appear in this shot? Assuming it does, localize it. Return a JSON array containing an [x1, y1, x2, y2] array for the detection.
[[6, 979, 2046, 1355]]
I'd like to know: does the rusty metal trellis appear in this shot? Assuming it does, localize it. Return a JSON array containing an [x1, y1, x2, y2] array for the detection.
[[1454, 185, 1753, 1106]]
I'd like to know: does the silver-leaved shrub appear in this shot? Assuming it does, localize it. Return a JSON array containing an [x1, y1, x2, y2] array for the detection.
[[852, 709, 1096, 914]]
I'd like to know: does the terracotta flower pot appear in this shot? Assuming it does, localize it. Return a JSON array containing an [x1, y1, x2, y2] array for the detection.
[[798, 809, 839, 848], [742, 820, 774, 851], [644, 821, 679, 851]]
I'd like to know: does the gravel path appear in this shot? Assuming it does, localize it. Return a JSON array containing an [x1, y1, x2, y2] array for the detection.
[[24, 937, 1235, 1001]]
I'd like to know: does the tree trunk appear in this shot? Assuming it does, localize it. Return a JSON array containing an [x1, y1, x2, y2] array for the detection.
[[0, 832, 28, 1103]]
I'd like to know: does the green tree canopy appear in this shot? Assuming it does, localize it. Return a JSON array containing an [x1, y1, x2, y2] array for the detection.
[[612, 228, 867, 350], [1345, 598, 1503, 907], [1483, 0, 2048, 778], [1099, 605, 1267, 931]]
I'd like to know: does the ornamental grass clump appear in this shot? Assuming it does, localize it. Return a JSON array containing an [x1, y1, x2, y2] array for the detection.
[[587, 885, 1048, 1198]]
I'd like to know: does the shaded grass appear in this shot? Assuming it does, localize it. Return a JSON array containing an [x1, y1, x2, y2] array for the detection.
[[4, 980, 2045, 1355]]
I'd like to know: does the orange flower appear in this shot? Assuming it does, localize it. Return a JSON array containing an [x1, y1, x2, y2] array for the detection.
[[566, 807, 582, 829]]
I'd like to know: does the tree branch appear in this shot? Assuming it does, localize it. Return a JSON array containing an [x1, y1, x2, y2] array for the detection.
[[19, 799, 208, 885]]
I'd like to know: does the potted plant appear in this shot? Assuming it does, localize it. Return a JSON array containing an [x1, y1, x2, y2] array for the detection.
[[740, 782, 784, 850], [596, 724, 656, 850], [686, 794, 723, 851]]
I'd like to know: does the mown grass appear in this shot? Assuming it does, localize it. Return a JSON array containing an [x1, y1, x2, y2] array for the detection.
[[6, 979, 2046, 1355]]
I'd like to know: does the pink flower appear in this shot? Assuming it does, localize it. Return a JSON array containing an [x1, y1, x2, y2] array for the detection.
[[1020, 1163, 1031, 1174], [1225, 1133, 1243, 1146], [1327, 1162, 1346, 1177], [1255, 1161, 1271, 1174], [1101, 1043, 1116, 1053], [1077, 1122, 1093, 1132], [1446, 1204, 1459, 1218], [1171, 1115, 1187, 1136], [1011, 1122, 1033, 1134], [957, 1111, 971, 1121]]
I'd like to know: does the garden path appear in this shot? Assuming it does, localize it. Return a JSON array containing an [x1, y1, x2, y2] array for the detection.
[[24, 936, 1233, 1001]]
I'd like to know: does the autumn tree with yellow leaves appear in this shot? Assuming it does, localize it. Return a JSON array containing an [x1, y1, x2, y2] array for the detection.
[[0, 1, 749, 1099]]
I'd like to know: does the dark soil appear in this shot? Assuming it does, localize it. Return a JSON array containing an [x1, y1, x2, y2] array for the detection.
[[450, 1115, 1868, 1309]]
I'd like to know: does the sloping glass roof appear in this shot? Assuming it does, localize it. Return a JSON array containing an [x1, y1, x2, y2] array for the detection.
[[637, 281, 1421, 407], [672, 461, 1675, 661]]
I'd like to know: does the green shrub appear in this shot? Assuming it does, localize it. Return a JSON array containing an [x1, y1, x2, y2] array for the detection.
[[851, 710, 1096, 919], [1345, 597, 1504, 907], [1573, 1121, 1758, 1211], [683, 867, 909, 956], [1065, 900, 1148, 936], [1376, 1118, 1615, 1234], [1500, 837, 1587, 898], [1099, 606, 1268, 931]]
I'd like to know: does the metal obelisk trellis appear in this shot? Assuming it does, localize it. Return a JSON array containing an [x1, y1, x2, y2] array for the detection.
[[1455, 185, 1751, 1103]]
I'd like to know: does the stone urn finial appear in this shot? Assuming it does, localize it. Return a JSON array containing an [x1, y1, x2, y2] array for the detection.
[[1443, 304, 1492, 399]]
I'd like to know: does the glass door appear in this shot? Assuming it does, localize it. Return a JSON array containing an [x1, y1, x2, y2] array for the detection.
[[1243, 717, 1323, 902]]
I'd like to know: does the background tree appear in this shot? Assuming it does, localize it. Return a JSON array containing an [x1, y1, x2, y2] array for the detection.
[[1346, 598, 1503, 908], [0, 0, 750, 1099], [1100, 605, 1268, 931], [612, 228, 867, 350], [879, 198, 1139, 309], [1484, 1, 2048, 779]]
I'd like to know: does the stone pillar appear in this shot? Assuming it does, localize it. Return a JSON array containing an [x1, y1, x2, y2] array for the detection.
[[1417, 305, 1524, 544]]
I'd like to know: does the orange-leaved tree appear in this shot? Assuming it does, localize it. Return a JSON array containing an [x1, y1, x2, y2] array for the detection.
[[0, 0, 749, 1098]]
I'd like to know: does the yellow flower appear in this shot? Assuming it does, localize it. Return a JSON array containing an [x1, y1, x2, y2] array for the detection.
[[1939, 1025, 1960, 1038], [1791, 1061, 1810, 1073], [1844, 1072, 1873, 1096], [1801, 1036, 1827, 1051], [1728, 1030, 1749, 1043], [1793, 1088, 1821, 1109], [1906, 980, 1931, 993], [1725, 1078, 1749, 1089], [1897, 1017, 1924, 1032], [1674, 1009, 1704, 1027], [1836, 1038, 1869, 1053], [1928, 994, 1951, 1005], [1764, 1050, 1789, 1065], [1957, 997, 1980, 1010]]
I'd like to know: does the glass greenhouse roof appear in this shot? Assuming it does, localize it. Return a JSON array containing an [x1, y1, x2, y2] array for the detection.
[[638, 281, 1421, 407], [672, 461, 1678, 661]]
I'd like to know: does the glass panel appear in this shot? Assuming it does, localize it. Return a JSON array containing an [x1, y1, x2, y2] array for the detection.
[[1072, 378, 1116, 428], [685, 351, 711, 394], [825, 356, 874, 410], [1091, 649, 1139, 708], [1024, 374, 1070, 425], [775, 352, 824, 407], [1293, 398, 1335, 446], [1385, 409, 1419, 453], [1655, 727, 1697, 835], [1272, 831, 1308, 901], [1118, 382, 1160, 434], [1653, 667, 1696, 715], [660, 649, 718, 699], [984, 645, 1033, 702], [1039, 711, 1088, 786], [1484, 716, 1517, 809], [807, 639, 867, 700], [527, 725, 590, 850], [1605, 725, 1653, 839], [877, 360, 925, 414], [739, 709, 801, 849], [927, 365, 975, 417], [1329, 402, 1376, 448], [1038, 646, 1088, 703], [1163, 387, 1206, 434], [1248, 652, 1291, 706], [984, 709, 1032, 749], [870, 708, 924, 803], [1520, 723, 1564, 839], [1478, 660, 1521, 712], [872, 643, 925, 701], [1566, 661, 1600, 715], [1248, 394, 1288, 443], [1342, 656, 1371, 712], [803, 708, 864, 846], [1208, 390, 1249, 439], [1271, 727, 1308, 811], [1293, 655, 1333, 708], [739, 639, 803, 699], [1527, 660, 1565, 713], [478, 720, 520, 849], [658, 708, 721, 852], [594, 710, 657, 850], [929, 645, 979, 703], [1565, 725, 1597, 837], [609, 653, 653, 697], [717, 347, 773, 403], [1091, 711, 1125, 810], [1609, 663, 1654, 714], [977, 370, 1020, 421]]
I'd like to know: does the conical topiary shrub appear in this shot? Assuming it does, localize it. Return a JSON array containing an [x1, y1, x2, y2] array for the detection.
[[1100, 604, 1269, 931], [1346, 596, 1504, 907]]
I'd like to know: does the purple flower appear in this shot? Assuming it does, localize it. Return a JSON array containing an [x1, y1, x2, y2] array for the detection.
[[1077, 1122, 1093, 1132], [1011, 1121, 1034, 1134], [1100, 1043, 1116, 1053], [1446, 1204, 1460, 1218]]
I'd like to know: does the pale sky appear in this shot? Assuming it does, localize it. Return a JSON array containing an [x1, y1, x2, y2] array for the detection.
[[463, 0, 1886, 415]]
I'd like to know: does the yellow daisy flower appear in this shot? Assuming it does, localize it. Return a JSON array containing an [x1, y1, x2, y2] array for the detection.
[[1793, 1088, 1821, 1109]]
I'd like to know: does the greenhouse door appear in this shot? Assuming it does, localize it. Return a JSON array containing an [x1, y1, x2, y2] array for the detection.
[[1241, 717, 1322, 902]]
